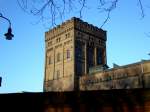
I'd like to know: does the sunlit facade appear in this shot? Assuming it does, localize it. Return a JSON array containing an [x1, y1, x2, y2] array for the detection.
[[44, 17, 150, 92], [44, 17, 107, 91]]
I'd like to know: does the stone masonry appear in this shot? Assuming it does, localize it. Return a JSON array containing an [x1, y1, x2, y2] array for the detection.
[[44, 17, 107, 91]]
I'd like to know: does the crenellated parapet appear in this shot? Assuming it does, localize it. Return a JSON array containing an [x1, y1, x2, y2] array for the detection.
[[45, 17, 106, 42], [45, 19, 74, 42], [72, 17, 107, 41]]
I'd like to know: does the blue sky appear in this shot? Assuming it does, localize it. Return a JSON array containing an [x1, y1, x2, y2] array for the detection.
[[0, 0, 150, 93]]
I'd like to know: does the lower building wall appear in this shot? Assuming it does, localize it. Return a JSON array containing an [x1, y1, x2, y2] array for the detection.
[[1, 89, 150, 112], [44, 103, 150, 112], [80, 61, 150, 90], [43, 89, 150, 112]]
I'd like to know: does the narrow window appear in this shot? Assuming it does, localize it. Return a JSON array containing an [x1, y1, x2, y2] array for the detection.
[[66, 49, 70, 59], [97, 48, 103, 65], [57, 53, 61, 62], [65, 33, 70, 39], [57, 70, 60, 78], [65, 34, 67, 39], [49, 56, 52, 64]]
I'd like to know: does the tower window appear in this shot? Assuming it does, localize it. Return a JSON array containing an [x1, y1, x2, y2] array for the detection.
[[49, 56, 52, 64], [75, 40, 85, 76], [57, 53, 61, 62], [76, 41, 85, 59], [56, 38, 61, 43], [66, 49, 70, 59], [65, 33, 70, 39], [87, 47, 94, 67], [56, 70, 60, 78], [97, 48, 103, 65], [48, 41, 52, 46]]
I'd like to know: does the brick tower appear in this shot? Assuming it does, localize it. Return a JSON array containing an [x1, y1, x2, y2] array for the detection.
[[44, 17, 107, 91]]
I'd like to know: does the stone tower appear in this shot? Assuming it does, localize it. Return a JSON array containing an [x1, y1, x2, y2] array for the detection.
[[44, 17, 107, 91]]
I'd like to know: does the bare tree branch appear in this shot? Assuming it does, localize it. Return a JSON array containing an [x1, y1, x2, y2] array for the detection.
[[17, 0, 148, 28], [79, 0, 86, 18], [30, 0, 52, 15], [100, 10, 110, 28], [145, 32, 150, 37], [99, 0, 106, 6], [99, 0, 118, 28], [17, 0, 29, 14], [68, 0, 74, 12], [138, 0, 145, 18]]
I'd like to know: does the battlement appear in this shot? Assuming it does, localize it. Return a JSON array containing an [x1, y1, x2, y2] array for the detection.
[[45, 17, 106, 41], [71, 17, 104, 32]]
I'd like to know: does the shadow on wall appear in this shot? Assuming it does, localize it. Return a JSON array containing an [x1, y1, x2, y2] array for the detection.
[[0, 89, 148, 112]]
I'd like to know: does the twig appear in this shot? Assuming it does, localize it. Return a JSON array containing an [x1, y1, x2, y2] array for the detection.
[[100, 0, 118, 28], [100, 10, 110, 28], [79, 0, 86, 18], [138, 0, 145, 18]]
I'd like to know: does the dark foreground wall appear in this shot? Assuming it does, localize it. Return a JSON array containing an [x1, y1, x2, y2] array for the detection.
[[1, 89, 150, 112]]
